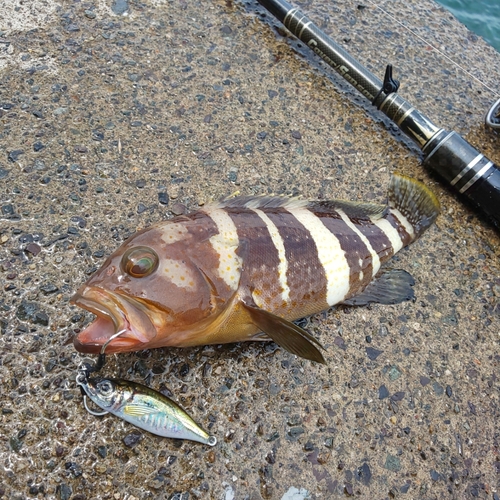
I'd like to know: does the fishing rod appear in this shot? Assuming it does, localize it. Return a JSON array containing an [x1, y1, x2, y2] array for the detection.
[[256, 0, 500, 230]]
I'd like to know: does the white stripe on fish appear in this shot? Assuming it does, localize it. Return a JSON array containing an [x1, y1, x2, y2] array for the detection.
[[252, 208, 291, 305], [204, 206, 242, 291], [288, 206, 351, 306]]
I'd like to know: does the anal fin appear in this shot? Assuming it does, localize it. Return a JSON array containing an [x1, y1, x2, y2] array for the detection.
[[243, 303, 326, 364], [342, 269, 415, 306]]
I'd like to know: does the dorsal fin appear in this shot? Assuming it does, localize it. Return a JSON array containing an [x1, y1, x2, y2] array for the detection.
[[309, 200, 387, 220], [216, 196, 308, 210], [214, 195, 387, 219]]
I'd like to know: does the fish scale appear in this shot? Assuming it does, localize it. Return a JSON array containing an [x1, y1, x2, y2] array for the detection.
[[72, 174, 440, 364], [266, 206, 330, 312]]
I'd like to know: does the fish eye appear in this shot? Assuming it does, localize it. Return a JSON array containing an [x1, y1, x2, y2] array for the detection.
[[121, 246, 159, 278], [97, 380, 114, 396]]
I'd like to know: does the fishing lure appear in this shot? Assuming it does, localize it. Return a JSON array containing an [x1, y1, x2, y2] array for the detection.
[[76, 365, 216, 446], [76, 331, 216, 446]]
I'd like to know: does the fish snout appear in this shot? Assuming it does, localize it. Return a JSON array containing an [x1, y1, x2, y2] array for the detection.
[[71, 286, 157, 353]]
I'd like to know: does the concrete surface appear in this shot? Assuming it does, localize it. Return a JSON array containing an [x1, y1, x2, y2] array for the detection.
[[1, 0, 499, 498]]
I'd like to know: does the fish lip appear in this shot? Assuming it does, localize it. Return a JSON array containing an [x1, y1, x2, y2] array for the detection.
[[71, 285, 157, 354]]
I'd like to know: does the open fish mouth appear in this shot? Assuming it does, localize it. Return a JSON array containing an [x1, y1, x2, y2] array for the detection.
[[71, 285, 158, 354]]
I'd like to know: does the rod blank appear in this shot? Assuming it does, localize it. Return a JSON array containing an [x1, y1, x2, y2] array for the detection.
[[257, 0, 500, 230]]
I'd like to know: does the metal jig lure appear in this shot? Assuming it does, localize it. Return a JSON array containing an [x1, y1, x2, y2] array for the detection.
[[76, 330, 216, 446]]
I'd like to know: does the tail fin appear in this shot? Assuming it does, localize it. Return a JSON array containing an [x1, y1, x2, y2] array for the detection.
[[388, 174, 440, 239]]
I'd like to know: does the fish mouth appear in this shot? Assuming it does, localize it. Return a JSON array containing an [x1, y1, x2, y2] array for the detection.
[[71, 285, 158, 354]]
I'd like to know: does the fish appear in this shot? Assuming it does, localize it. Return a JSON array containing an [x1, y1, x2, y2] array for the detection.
[[72, 173, 439, 363], [76, 371, 217, 446]]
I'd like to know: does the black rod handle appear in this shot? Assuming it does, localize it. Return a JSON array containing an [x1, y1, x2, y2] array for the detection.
[[423, 131, 500, 228]]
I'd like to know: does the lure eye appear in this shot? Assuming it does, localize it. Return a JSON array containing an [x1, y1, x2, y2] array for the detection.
[[98, 380, 114, 396], [121, 246, 159, 278]]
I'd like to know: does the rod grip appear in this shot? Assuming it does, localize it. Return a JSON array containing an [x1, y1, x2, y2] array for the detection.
[[466, 168, 500, 228], [423, 131, 500, 228]]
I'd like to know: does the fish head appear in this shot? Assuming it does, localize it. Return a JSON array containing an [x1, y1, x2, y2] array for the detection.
[[83, 377, 120, 410], [72, 219, 234, 354]]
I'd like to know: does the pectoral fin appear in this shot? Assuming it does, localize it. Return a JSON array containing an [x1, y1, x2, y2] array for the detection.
[[123, 402, 158, 417], [243, 303, 326, 364], [342, 269, 415, 306]]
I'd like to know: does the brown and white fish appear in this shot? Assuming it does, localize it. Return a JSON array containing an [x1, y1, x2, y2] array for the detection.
[[72, 174, 439, 363]]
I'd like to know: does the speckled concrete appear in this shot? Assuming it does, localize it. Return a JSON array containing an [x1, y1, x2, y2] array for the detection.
[[1, 1, 499, 499]]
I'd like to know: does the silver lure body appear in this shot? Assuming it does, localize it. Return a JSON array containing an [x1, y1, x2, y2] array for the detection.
[[77, 372, 216, 446]]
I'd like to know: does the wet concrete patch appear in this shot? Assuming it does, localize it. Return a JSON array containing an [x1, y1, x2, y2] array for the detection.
[[0, 0, 499, 498]]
